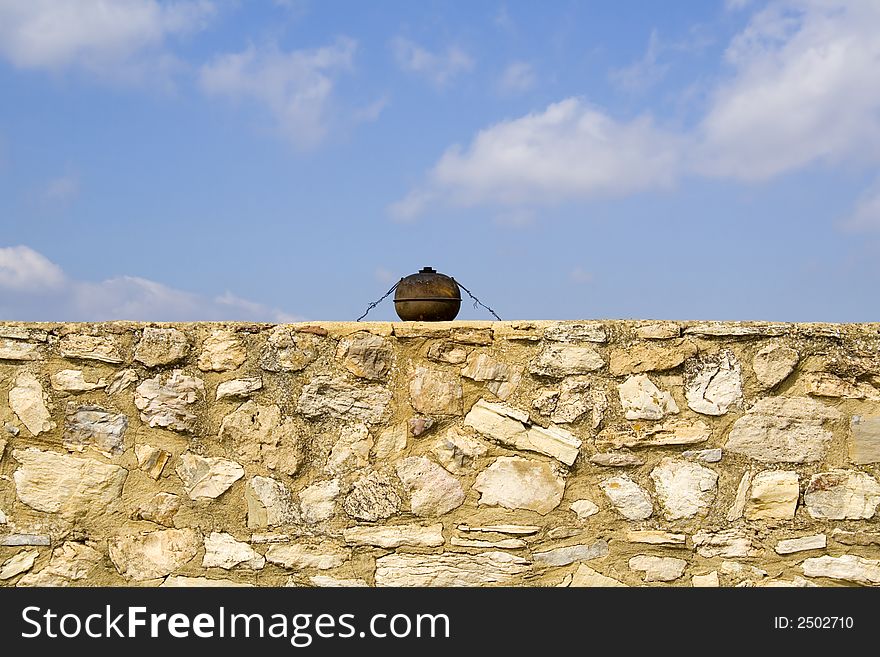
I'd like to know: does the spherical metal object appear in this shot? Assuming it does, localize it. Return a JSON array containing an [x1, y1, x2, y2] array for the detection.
[[393, 267, 461, 321]]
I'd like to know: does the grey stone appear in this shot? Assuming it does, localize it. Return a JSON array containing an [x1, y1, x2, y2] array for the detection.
[[681, 448, 723, 463], [396, 456, 465, 517], [297, 375, 392, 424], [725, 396, 840, 463], [62, 404, 128, 457], [134, 370, 205, 433], [0, 534, 51, 546], [473, 456, 565, 515], [343, 471, 401, 521], [533, 539, 609, 567]]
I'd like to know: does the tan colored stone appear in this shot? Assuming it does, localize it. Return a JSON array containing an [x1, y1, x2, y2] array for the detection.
[[617, 374, 678, 420], [0, 550, 39, 580], [805, 372, 880, 400], [464, 398, 581, 465], [310, 576, 369, 587], [569, 499, 600, 519], [775, 534, 826, 555], [343, 523, 444, 548], [50, 369, 107, 392], [106, 369, 137, 395], [589, 451, 645, 467], [216, 377, 262, 400], [745, 470, 799, 520], [265, 544, 349, 570], [176, 453, 244, 500], [431, 428, 488, 473], [543, 323, 607, 343], [752, 344, 799, 389], [456, 524, 540, 535], [162, 576, 253, 587], [59, 334, 123, 364], [850, 415, 880, 464], [13, 448, 127, 515], [832, 529, 880, 546], [134, 370, 205, 433], [685, 351, 742, 416], [533, 540, 608, 567], [62, 404, 128, 457], [727, 470, 752, 521], [551, 377, 591, 424], [567, 563, 627, 587], [804, 470, 880, 519], [197, 329, 246, 372], [109, 528, 201, 581], [609, 339, 697, 375], [297, 375, 391, 424], [260, 326, 321, 372], [426, 341, 470, 365], [0, 339, 40, 361], [327, 424, 373, 474], [396, 456, 465, 517], [134, 444, 171, 479], [375, 551, 529, 586], [598, 419, 709, 450], [202, 532, 264, 569], [134, 327, 190, 367], [409, 366, 462, 415], [134, 492, 180, 527], [626, 530, 687, 546], [599, 475, 653, 520], [9, 371, 52, 436], [372, 422, 408, 460], [337, 331, 393, 380], [692, 529, 757, 558], [531, 344, 604, 377], [219, 401, 302, 475], [650, 458, 718, 520], [246, 475, 299, 528], [692, 572, 719, 587], [725, 396, 840, 463], [16, 542, 101, 586], [635, 322, 681, 340], [450, 536, 527, 549], [298, 479, 340, 524], [802, 555, 880, 585], [461, 351, 509, 381], [473, 456, 565, 515], [684, 322, 787, 337], [629, 555, 686, 582]]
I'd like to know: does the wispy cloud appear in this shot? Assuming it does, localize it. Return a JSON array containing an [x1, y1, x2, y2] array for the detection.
[[497, 61, 536, 94], [0, 0, 216, 84], [199, 37, 356, 149], [609, 29, 668, 93], [841, 177, 880, 232], [0, 244, 298, 321], [43, 174, 79, 203], [391, 37, 474, 87]]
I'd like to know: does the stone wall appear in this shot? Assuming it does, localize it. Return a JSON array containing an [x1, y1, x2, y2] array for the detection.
[[1, 319, 879, 587]]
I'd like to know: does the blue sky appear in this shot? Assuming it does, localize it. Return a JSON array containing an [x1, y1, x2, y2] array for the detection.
[[1, 0, 879, 322]]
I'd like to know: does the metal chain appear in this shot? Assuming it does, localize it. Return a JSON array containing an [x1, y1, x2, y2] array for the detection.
[[453, 279, 502, 321], [356, 281, 400, 321], [356, 277, 502, 322]]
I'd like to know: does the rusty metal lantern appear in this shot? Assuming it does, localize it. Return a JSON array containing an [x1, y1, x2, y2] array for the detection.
[[393, 267, 461, 321]]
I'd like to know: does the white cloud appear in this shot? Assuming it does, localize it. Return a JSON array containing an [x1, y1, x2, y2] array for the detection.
[[394, 1, 880, 218], [0, 245, 65, 291], [0, 245, 298, 321], [390, 98, 681, 218], [695, 0, 880, 179], [199, 38, 356, 149], [841, 178, 880, 232], [0, 0, 215, 80], [391, 37, 474, 86], [498, 61, 536, 94]]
